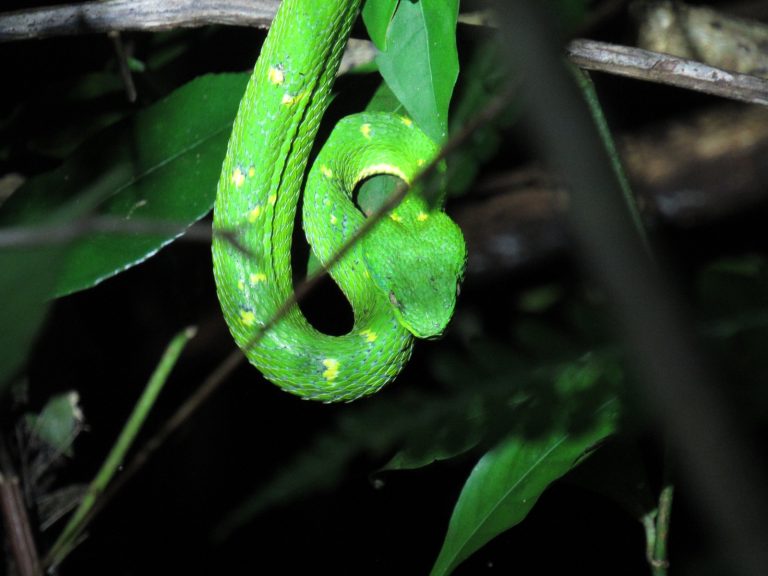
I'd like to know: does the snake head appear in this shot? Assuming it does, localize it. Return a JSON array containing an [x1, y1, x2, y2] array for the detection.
[[363, 203, 467, 339]]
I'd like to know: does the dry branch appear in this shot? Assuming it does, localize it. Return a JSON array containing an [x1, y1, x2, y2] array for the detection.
[[0, 0, 278, 41], [567, 39, 768, 106], [3, 2, 768, 108]]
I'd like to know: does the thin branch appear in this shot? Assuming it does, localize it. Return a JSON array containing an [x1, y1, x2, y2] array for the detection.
[[107, 31, 137, 103], [0, 0, 279, 41], [0, 217, 254, 259], [3, 1, 768, 106], [0, 440, 42, 576], [567, 39, 768, 106]]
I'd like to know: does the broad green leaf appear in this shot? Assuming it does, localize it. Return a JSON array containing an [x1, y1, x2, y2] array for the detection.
[[362, 0, 399, 50], [430, 393, 618, 576], [0, 73, 248, 297], [376, 0, 459, 141]]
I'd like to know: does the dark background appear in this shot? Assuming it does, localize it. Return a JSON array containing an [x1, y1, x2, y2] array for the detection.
[[2, 1, 768, 574]]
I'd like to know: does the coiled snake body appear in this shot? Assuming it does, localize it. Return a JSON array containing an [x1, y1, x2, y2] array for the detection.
[[212, 0, 466, 401]]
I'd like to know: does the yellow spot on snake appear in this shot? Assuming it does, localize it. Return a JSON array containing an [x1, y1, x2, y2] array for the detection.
[[248, 166, 256, 177], [247, 206, 262, 222], [268, 194, 277, 205], [320, 165, 333, 178], [282, 93, 300, 106], [389, 212, 403, 223], [240, 310, 256, 326], [417, 158, 425, 167], [330, 213, 338, 225], [250, 273, 267, 284], [237, 279, 245, 291], [417, 212, 429, 222], [268, 66, 285, 85], [231, 168, 245, 188], [401, 117, 413, 127], [360, 329, 378, 343], [360, 123, 372, 139], [322, 358, 340, 381]]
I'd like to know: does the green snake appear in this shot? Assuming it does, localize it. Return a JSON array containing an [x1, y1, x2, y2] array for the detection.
[[212, 0, 466, 402]]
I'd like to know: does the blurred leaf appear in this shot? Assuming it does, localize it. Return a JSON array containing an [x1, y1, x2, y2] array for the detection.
[[515, 317, 581, 362], [430, 395, 618, 576], [0, 73, 248, 297], [376, 0, 459, 141], [379, 419, 479, 471], [216, 387, 491, 539], [362, 0, 399, 50], [25, 391, 84, 457], [63, 72, 126, 102], [567, 437, 656, 522], [517, 284, 564, 313], [697, 255, 768, 328], [445, 38, 518, 196], [550, 0, 589, 30], [0, 244, 62, 396], [0, 151, 138, 393]]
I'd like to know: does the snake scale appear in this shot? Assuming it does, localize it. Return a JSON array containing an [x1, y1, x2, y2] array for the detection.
[[212, 0, 466, 402]]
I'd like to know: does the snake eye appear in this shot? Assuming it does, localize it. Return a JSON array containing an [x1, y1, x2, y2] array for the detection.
[[389, 291, 401, 309]]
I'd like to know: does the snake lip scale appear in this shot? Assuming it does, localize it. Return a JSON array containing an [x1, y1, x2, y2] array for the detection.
[[212, 0, 466, 402]]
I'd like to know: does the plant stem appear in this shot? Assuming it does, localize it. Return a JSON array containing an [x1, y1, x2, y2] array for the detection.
[[642, 483, 674, 576], [652, 484, 674, 576], [572, 66, 649, 252], [0, 440, 42, 576], [44, 326, 196, 570]]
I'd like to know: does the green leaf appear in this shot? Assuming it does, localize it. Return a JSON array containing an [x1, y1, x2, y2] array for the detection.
[[376, 0, 459, 141], [366, 80, 405, 115], [379, 423, 479, 471], [362, 0, 399, 50], [25, 391, 84, 457], [444, 39, 517, 196], [430, 396, 618, 576], [0, 244, 62, 395], [0, 154, 137, 392], [0, 73, 248, 297]]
